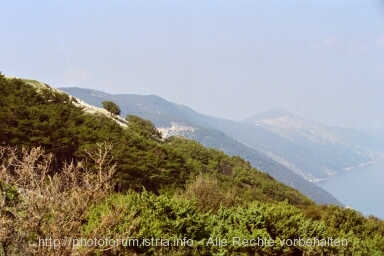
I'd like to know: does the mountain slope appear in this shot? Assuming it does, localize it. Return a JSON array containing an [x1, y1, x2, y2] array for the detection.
[[242, 108, 384, 181], [59, 87, 343, 205], [1, 75, 317, 208]]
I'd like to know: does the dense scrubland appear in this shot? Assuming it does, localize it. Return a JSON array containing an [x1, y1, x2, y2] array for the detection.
[[1, 73, 383, 255]]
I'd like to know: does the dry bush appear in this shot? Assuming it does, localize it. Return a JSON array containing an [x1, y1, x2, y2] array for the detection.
[[0, 143, 126, 256], [182, 173, 238, 213]]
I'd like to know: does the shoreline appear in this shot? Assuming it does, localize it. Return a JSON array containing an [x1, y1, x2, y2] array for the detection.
[[316, 160, 384, 219], [338, 161, 377, 172], [313, 160, 379, 184]]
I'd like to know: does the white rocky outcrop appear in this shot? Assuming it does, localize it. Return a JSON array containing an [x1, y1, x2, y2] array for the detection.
[[6, 76, 127, 127]]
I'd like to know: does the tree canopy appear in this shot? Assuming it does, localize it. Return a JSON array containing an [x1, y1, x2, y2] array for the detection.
[[126, 114, 162, 139], [102, 100, 121, 115]]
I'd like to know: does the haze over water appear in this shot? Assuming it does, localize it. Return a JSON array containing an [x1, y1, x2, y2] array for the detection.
[[318, 161, 384, 219]]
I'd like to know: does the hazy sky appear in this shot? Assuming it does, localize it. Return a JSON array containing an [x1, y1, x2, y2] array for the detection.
[[2, 1, 384, 131]]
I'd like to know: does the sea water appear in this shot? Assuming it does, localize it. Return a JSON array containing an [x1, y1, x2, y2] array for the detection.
[[317, 161, 384, 219]]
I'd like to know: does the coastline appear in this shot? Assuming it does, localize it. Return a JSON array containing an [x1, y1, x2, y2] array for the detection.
[[316, 161, 384, 219], [313, 160, 378, 184], [339, 161, 377, 172]]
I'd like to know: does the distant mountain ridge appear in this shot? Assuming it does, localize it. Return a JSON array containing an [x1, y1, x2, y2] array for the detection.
[[243, 107, 299, 122], [59, 87, 349, 205], [240, 108, 384, 181]]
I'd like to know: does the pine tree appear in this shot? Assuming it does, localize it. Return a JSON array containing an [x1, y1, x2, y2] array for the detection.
[[102, 100, 121, 115]]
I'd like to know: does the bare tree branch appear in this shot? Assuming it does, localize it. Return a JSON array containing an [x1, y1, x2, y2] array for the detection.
[[0, 143, 121, 255]]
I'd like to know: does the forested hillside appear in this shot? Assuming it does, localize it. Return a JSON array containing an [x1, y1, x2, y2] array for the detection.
[[1, 74, 383, 255], [59, 87, 342, 205], [0, 75, 310, 205]]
